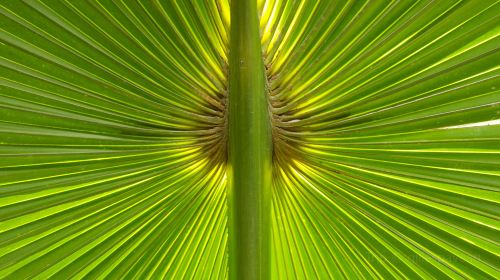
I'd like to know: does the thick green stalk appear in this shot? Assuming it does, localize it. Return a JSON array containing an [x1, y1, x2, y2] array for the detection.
[[228, 0, 272, 279]]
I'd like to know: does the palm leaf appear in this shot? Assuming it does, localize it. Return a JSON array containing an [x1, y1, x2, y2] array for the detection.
[[1, 0, 499, 279]]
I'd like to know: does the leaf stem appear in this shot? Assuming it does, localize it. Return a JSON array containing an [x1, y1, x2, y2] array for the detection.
[[228, 0, 272, 279]]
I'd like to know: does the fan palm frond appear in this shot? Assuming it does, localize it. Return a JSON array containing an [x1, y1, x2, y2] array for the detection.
[[1, 0, 499, 279]]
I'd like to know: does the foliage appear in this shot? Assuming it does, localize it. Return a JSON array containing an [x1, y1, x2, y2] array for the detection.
[[0, 0, 499, 279]]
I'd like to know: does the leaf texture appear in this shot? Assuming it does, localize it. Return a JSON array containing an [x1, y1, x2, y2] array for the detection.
[[0, 0, 499, 279], [1, 1, 229, 279], [262, 0, 500, 279]]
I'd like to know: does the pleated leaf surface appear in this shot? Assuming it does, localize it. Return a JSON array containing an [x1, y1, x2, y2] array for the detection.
[[1, 0, 499, 279]]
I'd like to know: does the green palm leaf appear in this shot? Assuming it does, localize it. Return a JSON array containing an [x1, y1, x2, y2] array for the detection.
[[1, 0, 499, 279]]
